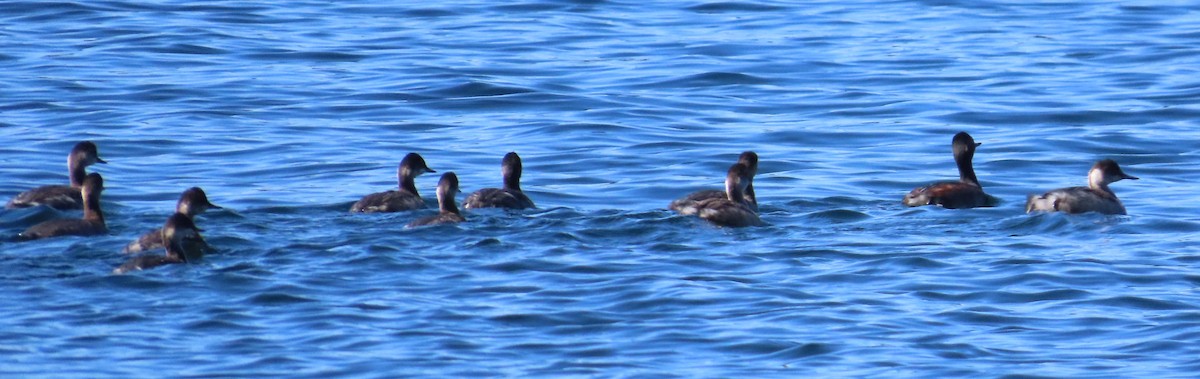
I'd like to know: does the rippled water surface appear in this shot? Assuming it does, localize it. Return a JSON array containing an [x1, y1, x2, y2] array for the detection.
[[3, 1, 1200, 377]]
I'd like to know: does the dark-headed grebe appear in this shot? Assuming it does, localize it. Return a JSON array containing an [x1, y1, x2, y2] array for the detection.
[[351, 153, 435, 213], [20, 173, 107, 240], [672, 163, 762, 228], [903, 132, 992, 209], [1026, 159, 1138, 215], [113, 213, 206, 274], [464, 152, 535, 210], [669, 151, 758, 213], [408, 172, 466, 227], [7, 141, 107, 210], [124, 187, 221, 254]]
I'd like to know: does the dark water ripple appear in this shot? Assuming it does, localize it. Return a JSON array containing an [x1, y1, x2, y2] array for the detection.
[[2, 0, 1200, 377]]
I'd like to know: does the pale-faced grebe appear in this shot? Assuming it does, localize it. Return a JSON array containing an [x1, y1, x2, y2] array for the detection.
[[1026, 159, 1138, 215], [408, 172, 466, 227], [351, 152, 435, 213], [903, 132, 993, 209], [124, 187, 221, 254], [20, 173, 107, 240], [463, 152, 535, 210], [113, 213, 206, 274], [669, 151, 758, 213], [7, 141, 106, 210], [672, 163, 762, 228]]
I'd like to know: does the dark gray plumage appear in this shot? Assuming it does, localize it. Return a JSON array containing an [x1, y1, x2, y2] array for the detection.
[[1026, 159, 1138, 215], [673, 163, 762, 228], [114, 213, 206, 275], [669, 151, 758, 214], [903, 132, 992, 209], [20, 173, 107, 240], [408, 172, 466, 227], [7, 141, 106, 210], [351, 153, 435, 213], [464, 152, 535, 210], [125, 187, 221, 254]]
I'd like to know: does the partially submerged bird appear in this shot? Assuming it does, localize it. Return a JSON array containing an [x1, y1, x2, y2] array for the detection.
[[1026, 159, 1138, 215], [20, 173, 108, 240], [351, 153, 435, 213], [124, 187, 221, 254], [114, 213, 207, 275], [408, 172, 466, 227], [464, 152, 535, 210], [7, 141, 107, 210], [669, 151, 758, 213], [903, 132, 993, 209], [672, 163, 763, 228]]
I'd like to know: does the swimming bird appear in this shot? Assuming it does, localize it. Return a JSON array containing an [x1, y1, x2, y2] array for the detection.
[[672, 163, 762, 228], [7, 141, 107, 210], [20, 173, 107, 240], [351, 153, 435, 213], [1026, 159, 1138, 215], [903, 132, 992, 209], [113, 213, 206, 274], [408, 172, 466, 227], [124, 187, 221, 254], [463, 152, 535, 210], [669, 151, 758, 213]]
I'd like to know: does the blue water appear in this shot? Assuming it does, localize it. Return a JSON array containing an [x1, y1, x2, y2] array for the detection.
[[3, 0, 1200, 377]]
